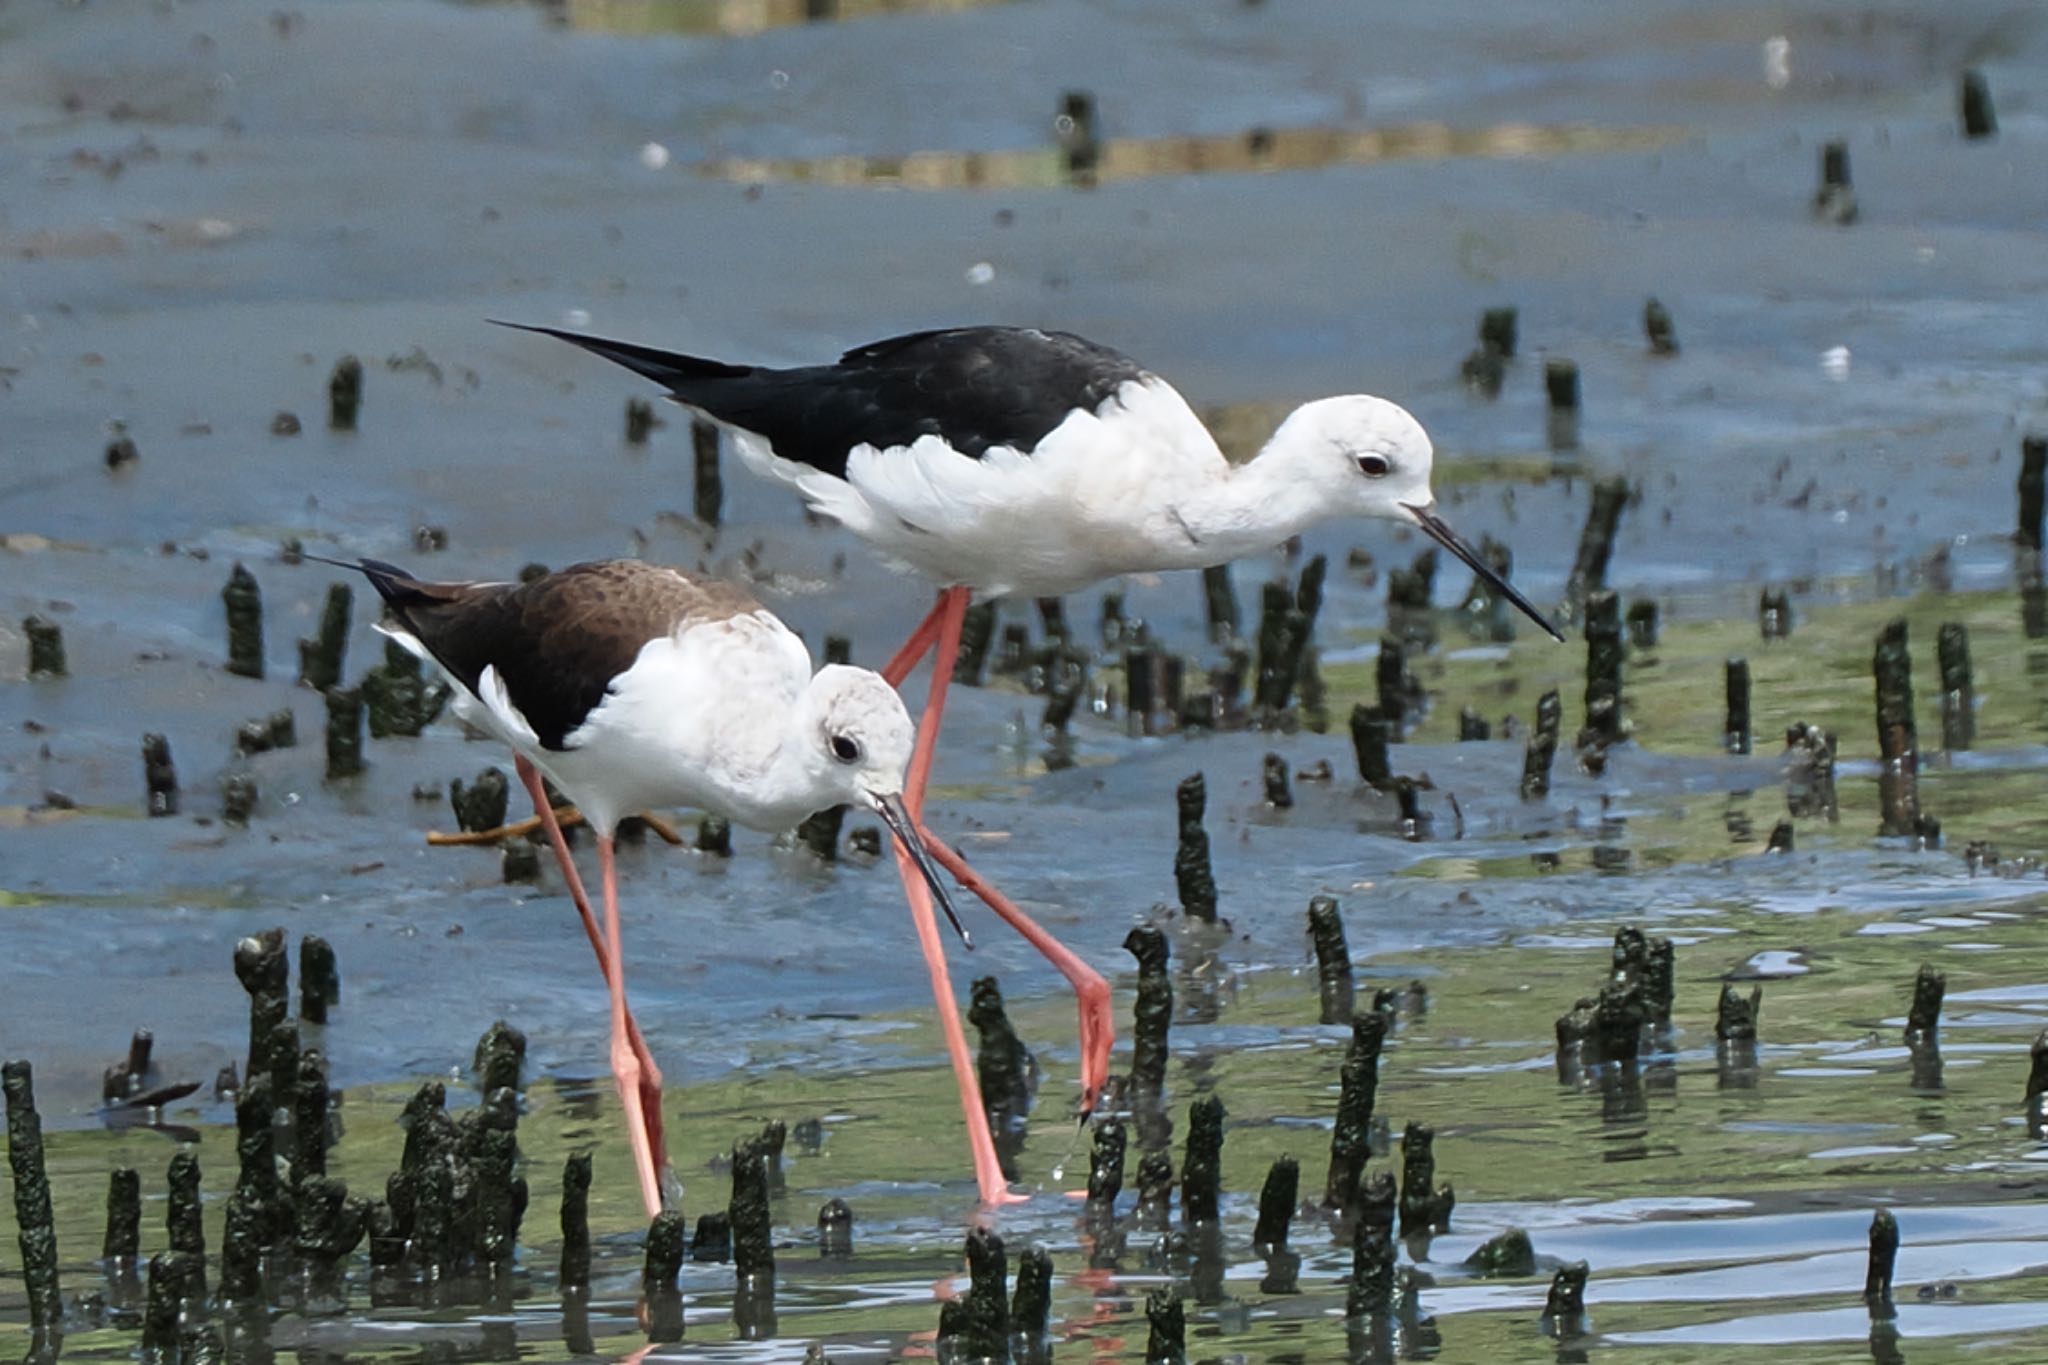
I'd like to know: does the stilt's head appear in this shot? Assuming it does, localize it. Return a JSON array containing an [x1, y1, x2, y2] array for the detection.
[[1267, 394, 1439, 524], [1269, 395, 1563, 641], [803, 666, 972, 946]]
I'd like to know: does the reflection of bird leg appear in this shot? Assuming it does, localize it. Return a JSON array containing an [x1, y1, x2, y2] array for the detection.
[[427, 809, 683, 847]]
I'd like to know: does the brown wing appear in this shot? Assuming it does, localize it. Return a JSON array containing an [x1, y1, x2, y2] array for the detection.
[[356, 558, 760, 750]]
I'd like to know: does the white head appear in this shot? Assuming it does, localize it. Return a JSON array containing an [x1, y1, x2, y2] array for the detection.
[[801, 664, 972, 942], [1266, 394, 1438, 524], [1268, 394, 1563, 640]]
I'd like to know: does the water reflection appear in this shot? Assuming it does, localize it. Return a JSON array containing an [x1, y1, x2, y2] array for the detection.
[[697, 121, 1674, 191], [547, 0, 1011, 38]]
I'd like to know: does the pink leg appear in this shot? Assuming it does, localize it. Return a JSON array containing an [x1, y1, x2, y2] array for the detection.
[[891, 592, 1115, 1118], [890, 588, 1022, 1206], [882, 591, 948, 687], [900, 587, 970, 816], [597, 834, 665, 1220], [514, 756, 667, 1187], [919, 834, 1114, 1116]]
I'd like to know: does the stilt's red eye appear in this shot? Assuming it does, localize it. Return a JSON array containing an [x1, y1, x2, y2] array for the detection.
[[830, 735, 863, 764], [1357, 454, 1392, 478]]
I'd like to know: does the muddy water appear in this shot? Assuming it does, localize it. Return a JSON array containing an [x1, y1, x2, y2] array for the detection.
[[8, 0, 2048, 1358]]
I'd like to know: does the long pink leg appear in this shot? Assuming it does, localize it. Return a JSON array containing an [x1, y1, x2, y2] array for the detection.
[[918, 834, 1114, 1116], [882, 592, 948, 687], [890, 587, 1021, 1206], [597, 834, 664, 1219], [885, 594, 1115, 1117], [513, 756, 667, 1184]]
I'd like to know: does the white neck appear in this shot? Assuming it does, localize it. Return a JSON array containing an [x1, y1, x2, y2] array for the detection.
[[728, 703, 836, 832], [1171, 422, 1342, 562]]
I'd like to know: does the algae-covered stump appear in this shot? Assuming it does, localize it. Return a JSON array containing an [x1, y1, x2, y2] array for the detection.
[[1180, 1096, 1225, 1225], [299, 933, 340, 1023], [1145, 1287, 1187, 1365], [1124, 925, 1173, 1104], [1873, 621, 1925, 839], [692, 416, 723, 527], [954, 599, 996, 684], [24, 614, 66, 678], [1544, 1260, 1591, 1334], [1906, 964, 1945, 1044], [2019, 434, 2046, 551], [233, 927, 290, 1094], [1012, 1245, 1053, 1361], [1202, 563, 1239, 643], [1865, 1209, 1899, 1307], [1173, 773, 1218, 922], [1815, 139, 1858, 224], [104, 1167, 141, 1264], [221, 563, 265, 679], [817, 1198, 853, 1259], [795, 803, 845, 860], [1307, 894, 1355, 1025], [1521, 690, 1561, 800], [1725, 658, 1752, 754], [1717, 984, 1764, 1042], [1326, 1011, 1388, 1210], [1085, 1117, 1128, 1216], [1253, 1155, 1299, 1249], [329, 355, 364, 430], [1937, 622, 1974, 751], [5, 1060, 63, 1332], [1564, 477, 1629, 609], [1580, 590, 1625, 748], [643, 1208, 688, 1344], [1349, 702, 1393, 789], [1643, 297, 1679, 355], [1961, 69, 1997, 138], [968, 977, 1033, 1177], [142, 732, 179, 817], [324, 686, 366, 779], [298, 582, 352, 690], [559, 1152, 592, 1290], [1348, 1220, 1397, 1319]]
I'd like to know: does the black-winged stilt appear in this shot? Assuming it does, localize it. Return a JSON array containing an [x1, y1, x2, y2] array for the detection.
[[313, 555, 963, 1219], [512, 322, 1562, 1206]]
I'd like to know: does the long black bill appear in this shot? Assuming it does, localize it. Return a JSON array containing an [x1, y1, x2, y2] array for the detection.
[[1401, 502, 1564, 642], [872, 793, 975, 951]]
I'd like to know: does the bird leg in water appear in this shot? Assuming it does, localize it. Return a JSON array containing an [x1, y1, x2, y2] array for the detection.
[[887, 587, 1021, 1206], [595, 834, 665, 1219], [918, 834, 1112, 1117], [889, 586, 1117, 1121], [513, 756, 669, 1201]]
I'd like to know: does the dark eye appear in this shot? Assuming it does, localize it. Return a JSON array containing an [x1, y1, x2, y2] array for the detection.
[[1357, 454, 1392, 478], [830, 734, 862, 765]]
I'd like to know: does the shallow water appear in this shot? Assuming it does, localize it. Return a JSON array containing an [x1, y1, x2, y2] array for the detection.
[[8, 0, 2048, 1358]]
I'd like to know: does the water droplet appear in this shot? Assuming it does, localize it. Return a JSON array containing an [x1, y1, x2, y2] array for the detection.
[[966, 262, 996, 285], [639, 142, 672, 171]]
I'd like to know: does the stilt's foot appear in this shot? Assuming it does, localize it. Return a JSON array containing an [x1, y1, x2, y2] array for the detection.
[[979, 1180, 1032, 1209], [613, 1037, 665, 1219], [1075, 969, 1115, 1115]]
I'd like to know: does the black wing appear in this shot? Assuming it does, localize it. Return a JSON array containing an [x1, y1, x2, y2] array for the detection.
[[336, 557, 742, 750], [509, 323, 1150, 477]]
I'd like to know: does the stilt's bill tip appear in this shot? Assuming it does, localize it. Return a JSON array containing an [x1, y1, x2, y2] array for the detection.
[[871, 792, 973, 950], [1400, 501, 1565, 642]]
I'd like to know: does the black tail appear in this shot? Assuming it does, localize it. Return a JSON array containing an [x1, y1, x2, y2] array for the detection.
[[492, 320, 751, 391]]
